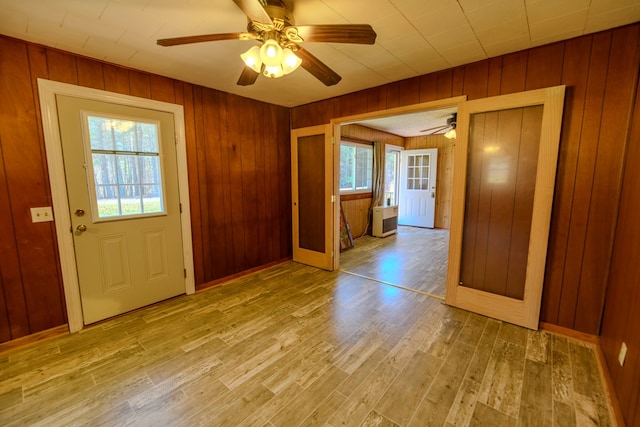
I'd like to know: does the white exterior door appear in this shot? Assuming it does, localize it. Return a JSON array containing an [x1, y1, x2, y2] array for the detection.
[[399, 148, 438, 228], [56, 95, 186, 324]]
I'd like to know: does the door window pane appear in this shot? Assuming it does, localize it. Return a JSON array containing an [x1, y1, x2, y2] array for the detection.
[[406, 154, 431, 190], [84, 114, 165, 220]]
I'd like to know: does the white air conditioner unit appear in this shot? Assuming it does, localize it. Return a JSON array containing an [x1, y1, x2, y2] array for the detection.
[[372, 206, 398, 237]]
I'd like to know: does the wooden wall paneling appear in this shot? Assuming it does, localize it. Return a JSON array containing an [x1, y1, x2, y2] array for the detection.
[[176, 82, 204, 286], [1, 38, 66, 332], [574, 25, 640, 333], [218, 92, 238, 277], [0, 254, 10, 341], [463, 60, 489, 100], [452, 67, 465, 97], [45, 49, 78, 84], [386, 81, 400, 109], [150, 74, 175, 103], [524, 43, 564, 91], [128, 70, 151, 99], [436, 69, 453, 99], [276, 105, 292, 260], [256, 106, 280, 261], [103, 63, 131, 95], [600, 76, 640, 426], [367, 86, 386, 112], [340, 90, 368, 118], [340, 197, 371, 238], [397, 77, 420, 107], [419, 73, 438, 102], [192, 86, 212, 283], [291, 101, 317, 129], [556, 32, 611, 329], [204, 89, 231, 279], [0, 138, 29, 340], [541, 35, 593, 325], [239, 97, 261, 269], [76, 56, 105, 90], [487, 57, 503, 97], [27, 45, 66, 320], [253, 105, 268, 266], [225, 94, 249, 272], [483, 109, 523, 296], [500, 50, 528, 94]]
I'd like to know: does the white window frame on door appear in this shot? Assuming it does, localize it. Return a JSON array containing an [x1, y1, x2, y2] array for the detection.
[[38, 79, 195, 333]]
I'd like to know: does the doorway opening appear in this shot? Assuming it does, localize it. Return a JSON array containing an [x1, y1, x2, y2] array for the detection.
[[332, 96, 465, 299]]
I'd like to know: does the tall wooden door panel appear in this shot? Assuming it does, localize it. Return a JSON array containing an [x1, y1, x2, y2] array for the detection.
[[291, 125, 334, 270], [446, 86, 565, 329]]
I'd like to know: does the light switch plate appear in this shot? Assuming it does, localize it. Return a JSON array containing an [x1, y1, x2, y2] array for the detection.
[[31, 207, 54, 223]]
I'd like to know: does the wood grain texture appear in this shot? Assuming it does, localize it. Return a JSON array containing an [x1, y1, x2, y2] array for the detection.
[[0, 36, 291, 343], [0, 261, 613, 426], [599, 36, 640, 426], [292, 24, 640, 337]]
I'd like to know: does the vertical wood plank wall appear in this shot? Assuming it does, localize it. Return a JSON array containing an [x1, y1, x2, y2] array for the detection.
[[292, 24, 640, 336], [404, 134, 454, 229], [0, 35, 292, 343], [339, 124, 403, 238], [599, 78, 640, 427]]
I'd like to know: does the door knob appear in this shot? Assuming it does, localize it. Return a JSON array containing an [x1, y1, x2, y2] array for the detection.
[[76, 224, 87, 232]]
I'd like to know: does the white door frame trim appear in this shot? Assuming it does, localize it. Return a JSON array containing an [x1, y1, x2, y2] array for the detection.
[[37, 78, 195, 333]]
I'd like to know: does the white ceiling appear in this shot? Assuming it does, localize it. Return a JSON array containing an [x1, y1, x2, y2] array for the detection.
[[1, 0, 639, 108]]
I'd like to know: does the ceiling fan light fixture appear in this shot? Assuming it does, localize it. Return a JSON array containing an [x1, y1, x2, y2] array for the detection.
[[264, 64, 284, 78], [241, 45, 262, 73], [259, 39, 283, 66], [444, 128, 457, 139], [282, 48, 301, 75]]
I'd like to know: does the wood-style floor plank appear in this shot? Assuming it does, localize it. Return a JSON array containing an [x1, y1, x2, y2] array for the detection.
[[0, 247, 614, 426]]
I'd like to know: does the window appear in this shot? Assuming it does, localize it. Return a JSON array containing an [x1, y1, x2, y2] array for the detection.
[[384, 147, 401, 205], [340, 141, 373, 194], [82, 113, 166, 220], [406, 154, 431, 190]]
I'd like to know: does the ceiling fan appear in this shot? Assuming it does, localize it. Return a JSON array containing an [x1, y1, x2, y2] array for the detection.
[[157, 0, 377, 87], [420, 113, 457, 139]]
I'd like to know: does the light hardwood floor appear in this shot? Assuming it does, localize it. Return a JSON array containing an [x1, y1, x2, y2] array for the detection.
[[0, 255, 612, 425], [340, 225, 449, 297]]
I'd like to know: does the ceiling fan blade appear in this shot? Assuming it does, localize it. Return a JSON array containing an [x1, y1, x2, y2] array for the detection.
[[157, 32, 248, 46], [419, 125, 449, 134], [232, 0, 273, 25], [296, 48, 341, 86], [237, 66, 260, 86], [294, 24, 377, 44]]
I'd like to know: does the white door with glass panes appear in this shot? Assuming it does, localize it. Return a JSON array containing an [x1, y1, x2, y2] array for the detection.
[[399, 148, 438, 228], [56, 95, 185, 324]]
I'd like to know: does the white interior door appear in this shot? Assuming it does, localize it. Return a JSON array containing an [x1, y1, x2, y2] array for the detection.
[[291, 124, 335, 270], [399, 148, 438, 228], [56, 95, 186, 324]]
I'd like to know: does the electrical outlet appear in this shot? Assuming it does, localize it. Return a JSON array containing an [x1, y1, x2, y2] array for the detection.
[[618, 342, 628, 366], [30, 207, 54, 223]]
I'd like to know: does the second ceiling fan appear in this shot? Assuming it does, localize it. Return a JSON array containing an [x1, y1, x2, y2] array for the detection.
[[157, 0, 377, 87]]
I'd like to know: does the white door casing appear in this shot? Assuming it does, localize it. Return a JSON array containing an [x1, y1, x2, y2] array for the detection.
[[38, 79, 195, 333], [399, 148, 438, 228]]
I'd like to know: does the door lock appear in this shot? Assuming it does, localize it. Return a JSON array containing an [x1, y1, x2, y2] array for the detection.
[[75, 209, 85, 217]]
